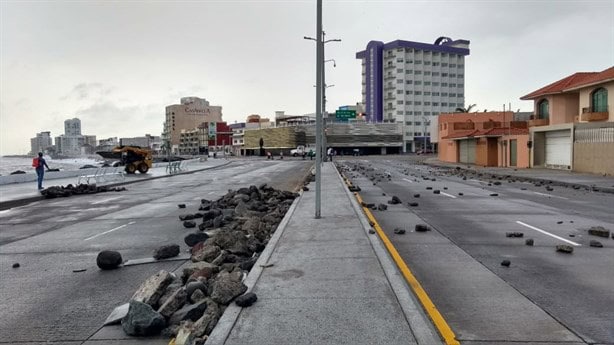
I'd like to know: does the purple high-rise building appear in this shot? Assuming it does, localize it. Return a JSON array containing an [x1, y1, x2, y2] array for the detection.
[[356, 37, 470, 152]]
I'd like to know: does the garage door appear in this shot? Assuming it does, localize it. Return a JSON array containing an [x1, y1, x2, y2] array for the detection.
[[545, 130, 571, 167], [459, 139, 476, 164]]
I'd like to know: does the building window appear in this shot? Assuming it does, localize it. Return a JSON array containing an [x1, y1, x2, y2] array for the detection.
[[458, 74, 464, 78], [397, 68, 404, 73], [424, 82, 431, 86], [415, 101, 421, 105], [406, 90, 413, 95], [415, 121, 422, 126], [433, 82, 440, 86], [449, 83, 456, 87], [449, 93, 456, 97], [415, 70, 422, 75], [415, 91, 422, 95], [406, 131, 413, 136], [442, 73, 448, 77], [424, 71, 431, 76], [433, 72, 440, 76], [442, 92, 448, 96], [397, 79, 404, 83], [538, 99, 549, 119], [406, 80, 413, 84], [407, 101, 413, 105], [415, 111, 422, 115], [433, 102, 439, 106], [442, 102, 448, 106], [406, 70, 413, 74], [415, 60, 422, 64], [397, 100, 404, 105], [591, 87, 608, 112], [450, 73, 456, 78], [450, 63, 457, 68], [406, 121, 413, 125], [425, 102, 431, 106], [406, 111, 413, 115], [415, 81, 422, 85], [441, 83, 448, 87], [397, 58, 404, 62], [397, 90, 403, 94], [424, 91, 431, 95], [433, 92, 440, 96], [433, 62, 440, 66], [397, 111, 404, 115], [442, 63, 448, 67], [424, 61, 431, 65]]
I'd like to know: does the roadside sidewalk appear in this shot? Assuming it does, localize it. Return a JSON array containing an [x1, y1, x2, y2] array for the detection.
[[424, 158, 614, 193], [206, 162, 442, 345], [0, 159, 232, 210]]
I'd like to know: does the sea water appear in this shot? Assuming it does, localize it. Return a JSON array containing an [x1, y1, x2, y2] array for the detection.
[[0, 156, 102, 176]]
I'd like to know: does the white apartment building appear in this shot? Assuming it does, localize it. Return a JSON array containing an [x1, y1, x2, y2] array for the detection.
[[356, 37, 470, 152], [30, 131, 53, 155]]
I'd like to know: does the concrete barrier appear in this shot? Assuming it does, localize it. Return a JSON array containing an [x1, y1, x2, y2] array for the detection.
[[0, 168, 100, 185]]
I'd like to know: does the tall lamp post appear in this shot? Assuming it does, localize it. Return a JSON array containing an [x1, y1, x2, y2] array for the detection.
[[422, 116, 429, 152], [305, 35, 340, 163]]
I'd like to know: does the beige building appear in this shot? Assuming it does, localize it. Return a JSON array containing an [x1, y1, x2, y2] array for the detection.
[[521, 66, 614, 174], [163, 97, 222, 152]]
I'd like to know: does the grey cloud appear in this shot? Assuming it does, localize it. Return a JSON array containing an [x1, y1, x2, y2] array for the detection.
[[75, 101, 164, 138], [61, 83, 115, 101]]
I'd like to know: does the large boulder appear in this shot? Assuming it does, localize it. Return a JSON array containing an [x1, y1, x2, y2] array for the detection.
[[235, 292, 258, 307], [184, 233, 209, 247], [182, 262, 219, 282], [158, 288, 187, 318], [169, 300, 208, 325], [191, 244, 221, 263], [131, 270, 174, 307], [122, 301, 166, 336], [153, 244, 181, 260], [208, 270, 247, 305], [97, 250, 123, 270], [211, 231, 251, 256]]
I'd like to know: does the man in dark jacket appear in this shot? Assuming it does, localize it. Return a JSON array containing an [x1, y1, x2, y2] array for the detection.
[[33, 152, 50, 190]]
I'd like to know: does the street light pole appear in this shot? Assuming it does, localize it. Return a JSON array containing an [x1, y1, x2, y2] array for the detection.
[[423, 116, 428, 152], [314, 0, 323, 218]]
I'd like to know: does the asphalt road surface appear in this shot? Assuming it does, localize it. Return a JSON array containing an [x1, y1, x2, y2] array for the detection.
[[339, 157, 614, 345], [0, 159, 311, 344]]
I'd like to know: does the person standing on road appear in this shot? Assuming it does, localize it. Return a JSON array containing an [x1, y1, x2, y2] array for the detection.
[[32, 152, 50, 190], [327, 147, 333, 162]]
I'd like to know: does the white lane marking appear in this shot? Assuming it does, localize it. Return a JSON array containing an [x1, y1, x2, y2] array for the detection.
[[91, 196, 123, 205], [84, 221, 136, 241], [402, 178, 413, 183], [440, 192, 457, 199], [516, 221, 581, 246], [470, 179, 482, 183], [532, 191, 569, 200]]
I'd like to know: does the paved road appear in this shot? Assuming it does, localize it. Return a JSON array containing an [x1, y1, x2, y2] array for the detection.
[[0, 159, 311, 344], [339, 157, 614, 345]]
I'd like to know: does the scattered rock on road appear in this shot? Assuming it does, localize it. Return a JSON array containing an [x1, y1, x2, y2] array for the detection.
[[556, 245, 574, 254], [490, 193, 499, 197], [235, 292, 258, 307], [178, 204, 186, 209], [377, 204, 388, 211], [415, 224, 430, 232], [525, 239, 534, 246], [505, 232, 524, 238], [413, 193, 420, 198], [41, 184, 126, 199], [588, 226, 610, 238], [393, 228, 406, 235], [368, 228, 376, 234], [12, 262, 20, 268], [501, 260, 511, 267], [183, 220, 196, 228], [433, 190, 441, 194], [408, 202, 419, 207], [96, 250, 123, 270], [153, 244, 181, 260], [589, 240, 603, 248]]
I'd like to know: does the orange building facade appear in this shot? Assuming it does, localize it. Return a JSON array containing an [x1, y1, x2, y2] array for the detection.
[[438, 112, 530, 168]]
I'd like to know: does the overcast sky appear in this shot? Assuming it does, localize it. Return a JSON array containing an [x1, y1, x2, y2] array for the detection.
[[1, 0, 612, 155]]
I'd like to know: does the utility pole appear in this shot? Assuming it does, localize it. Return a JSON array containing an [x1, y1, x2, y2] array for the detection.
[[314, 0, 323, 218]]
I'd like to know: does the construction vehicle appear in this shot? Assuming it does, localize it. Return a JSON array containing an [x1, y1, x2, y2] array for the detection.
[[110, 146, 153, 174]]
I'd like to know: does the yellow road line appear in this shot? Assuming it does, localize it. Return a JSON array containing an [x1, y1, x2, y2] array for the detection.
[[342, 173, 459, 345]]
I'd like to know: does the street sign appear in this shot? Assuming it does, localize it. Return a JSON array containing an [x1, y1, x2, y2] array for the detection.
[[335, 110, 356, 120]]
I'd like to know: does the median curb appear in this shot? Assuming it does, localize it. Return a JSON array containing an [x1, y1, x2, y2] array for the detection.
[[334, 165, 445, 345], [0, 161, 233, 211], [204, 191, 303, 345], [423, 160, 614, 194]]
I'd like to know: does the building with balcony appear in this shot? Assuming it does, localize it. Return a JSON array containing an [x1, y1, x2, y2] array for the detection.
[[438, 112, 530, 168], [356, 37, 470, 152], [520, 66, 614, 173], [229, 122, 246, 156]]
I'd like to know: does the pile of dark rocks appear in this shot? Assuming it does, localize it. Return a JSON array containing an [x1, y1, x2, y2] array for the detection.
[[41, 184, 126, 198], [119, 184, 297, 343]]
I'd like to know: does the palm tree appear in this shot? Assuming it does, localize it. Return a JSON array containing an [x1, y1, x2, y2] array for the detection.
[[455, 104, 477, 113]]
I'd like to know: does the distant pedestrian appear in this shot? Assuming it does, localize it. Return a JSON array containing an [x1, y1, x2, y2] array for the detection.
[[308, 149, 314, 160], [279, 151, 284, 160], [32, 152, 50, 190], [327, 147, 333, 162]]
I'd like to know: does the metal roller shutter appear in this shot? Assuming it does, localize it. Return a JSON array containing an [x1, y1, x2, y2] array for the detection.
[[459, 140, 476, 164], [545, 130, 571, 167]]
